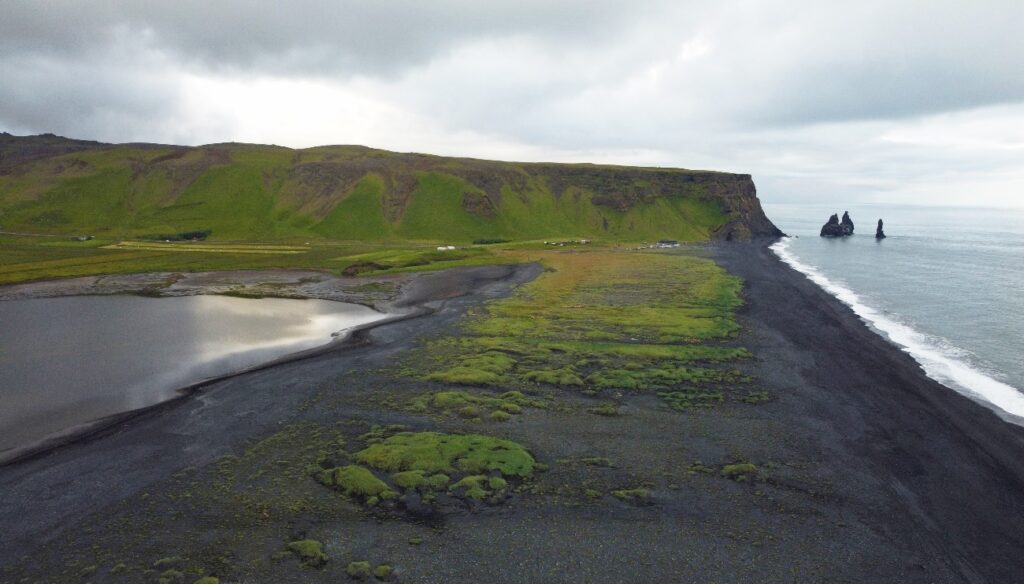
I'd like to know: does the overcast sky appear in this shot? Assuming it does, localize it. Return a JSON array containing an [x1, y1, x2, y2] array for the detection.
[[2, 1, 1022, 207]]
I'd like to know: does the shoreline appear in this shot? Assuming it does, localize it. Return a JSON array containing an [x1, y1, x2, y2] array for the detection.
[[0, 268, 414, 310], [705, 241, 1024, 581], [769, 236, 1024, 426]]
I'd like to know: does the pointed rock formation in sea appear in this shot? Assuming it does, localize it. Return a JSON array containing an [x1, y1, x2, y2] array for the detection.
[[875, 219, 886, 239], [841, 211, 854, 234], [820, 211, 855, 237]]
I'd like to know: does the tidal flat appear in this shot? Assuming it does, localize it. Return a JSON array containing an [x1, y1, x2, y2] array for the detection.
[[2, 245, 1024, 583]]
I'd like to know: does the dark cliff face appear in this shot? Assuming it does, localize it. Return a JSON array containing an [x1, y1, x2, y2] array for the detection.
[[0, 133, 782, 241], [697, 173, 784, 241]]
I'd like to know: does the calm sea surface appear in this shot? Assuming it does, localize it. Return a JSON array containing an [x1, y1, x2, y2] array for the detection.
[[0, 295, 383, 457], [765, 203, 1024, 424]]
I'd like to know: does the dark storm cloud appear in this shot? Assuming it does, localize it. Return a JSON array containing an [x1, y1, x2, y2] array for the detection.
[[0, 0, 657, 75]]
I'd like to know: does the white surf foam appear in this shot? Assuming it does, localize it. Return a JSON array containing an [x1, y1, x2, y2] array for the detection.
[[771, 237, 1024, 424]]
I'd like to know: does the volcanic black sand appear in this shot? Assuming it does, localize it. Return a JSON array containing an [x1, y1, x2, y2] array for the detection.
[[2, 244, 1024, 583]]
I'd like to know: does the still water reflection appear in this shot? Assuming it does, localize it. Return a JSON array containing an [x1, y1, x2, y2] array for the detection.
[[0, 295, 384, 456]]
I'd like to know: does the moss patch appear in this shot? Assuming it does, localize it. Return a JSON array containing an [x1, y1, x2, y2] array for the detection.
[[356, 432, 535, 478], [373, 564, 394, 580], [313, 431, 538, 512], [407, 390, 545, 420], [286, 539, 328, 568], [407, 252, 751, 413], [721, 463, 759, 482], [611, 487, 652, 505], [587, 404, 621, 417], [346, 561, 372, 579], [319, 465, 397, 504]]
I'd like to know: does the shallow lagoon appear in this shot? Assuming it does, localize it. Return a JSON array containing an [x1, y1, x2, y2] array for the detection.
[[0, 294, 384, 457]]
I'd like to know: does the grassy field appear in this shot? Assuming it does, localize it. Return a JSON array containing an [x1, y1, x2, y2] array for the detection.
[[0, 234, 524, 285], [403, 249, 754, 411], [0, 138, 757, 245]]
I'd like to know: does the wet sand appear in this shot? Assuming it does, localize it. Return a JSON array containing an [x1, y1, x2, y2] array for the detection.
[[1, 247, 1023, 582]]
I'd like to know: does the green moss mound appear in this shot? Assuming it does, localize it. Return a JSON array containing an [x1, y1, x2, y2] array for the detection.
[[346, 560, 372, 579], [287, 539, 328, 568], [407, 390, 544, 420], [355, 432, 535, 478], [373, 564, 394, 579], [319, 465, 397, 504], [611, 487, 652, 505], [721, 463, 758, 481]]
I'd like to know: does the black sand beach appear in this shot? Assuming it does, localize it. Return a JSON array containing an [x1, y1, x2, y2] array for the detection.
[[2, 244, 1023, 583]]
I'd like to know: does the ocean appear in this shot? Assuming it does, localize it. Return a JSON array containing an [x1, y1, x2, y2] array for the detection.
[[764, 203, 1024, 424]]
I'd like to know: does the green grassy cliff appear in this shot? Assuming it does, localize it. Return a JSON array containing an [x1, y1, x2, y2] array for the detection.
[[0, 133, 781, 243]]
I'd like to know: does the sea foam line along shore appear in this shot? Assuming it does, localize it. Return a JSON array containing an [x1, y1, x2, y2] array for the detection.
[[771, 237, 1024, 425]]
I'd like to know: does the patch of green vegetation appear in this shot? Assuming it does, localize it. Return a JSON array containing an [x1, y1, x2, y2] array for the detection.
[[110, 562, 129, 574], [688, 461, 715, 474], [522, 367, 584, 387], [721, 463, 758, 482], [345, 561, 372, 579], [309, 431, 537, 512], [286, 539, 328, 568], [611, 487, 652, 504], [193, 577, 220, 584], [424, 352, 516, 385], [408, 252, 751, 413], [153, 557, 183, 569], [448, 475, 492, 500], [739, 390, 771, 404], [657, 387, 726, 410], [587, 404, 621, 417], [356, 432, 535, 478], [579, 457, 614, 468], [373, 564, 394, 580], [390, 469, 450, 490], [585, 489, 602, 499], [406, 389, 545, 420], [489, 410, 512, 422], [408, 537, 423, 545], [319, 465, 397, 505], [158, 569, 185, 584]]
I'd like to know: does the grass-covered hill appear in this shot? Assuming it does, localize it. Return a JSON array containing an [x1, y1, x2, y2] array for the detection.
[[0, 133, 780, 243]]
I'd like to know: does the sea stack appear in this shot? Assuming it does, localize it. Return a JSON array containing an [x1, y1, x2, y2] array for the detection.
[[820, 211, 855, 237], [875, 219, 886, 239]]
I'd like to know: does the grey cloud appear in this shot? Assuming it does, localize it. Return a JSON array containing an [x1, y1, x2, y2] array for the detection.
[[0, 45, 181, 142], [0, 0, 663, 76]]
